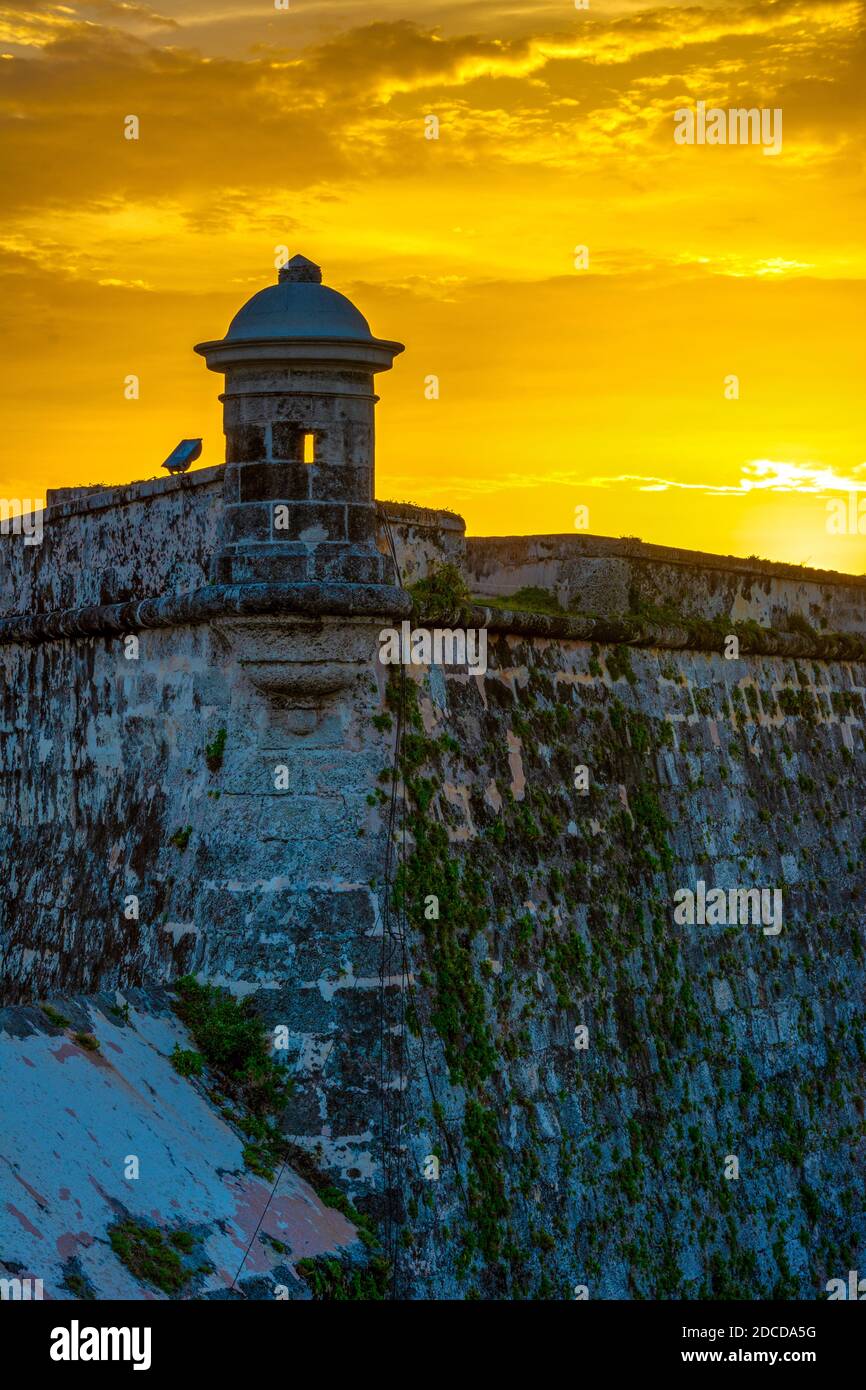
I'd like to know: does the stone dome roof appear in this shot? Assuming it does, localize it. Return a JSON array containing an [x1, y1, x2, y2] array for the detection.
[[225, 254, 373, 342]]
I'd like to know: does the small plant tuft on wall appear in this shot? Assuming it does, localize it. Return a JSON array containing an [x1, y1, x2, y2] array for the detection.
[[204, 728, 228, 773]]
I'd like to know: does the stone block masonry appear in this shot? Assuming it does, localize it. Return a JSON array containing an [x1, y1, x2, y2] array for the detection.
[[0, 591, 408, 1200], [387, 635, 866, 1298], [3, 485, 866, 1294], [467, 532, 866, 635], [2, 253, 866, 1299], [4, 468, 223, 617]]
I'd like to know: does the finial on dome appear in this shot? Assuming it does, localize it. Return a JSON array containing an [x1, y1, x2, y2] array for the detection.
[[279, 254, 323, 285]]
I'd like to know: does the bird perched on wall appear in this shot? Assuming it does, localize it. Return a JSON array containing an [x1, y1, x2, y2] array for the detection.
[[161, 439, 202, 475]]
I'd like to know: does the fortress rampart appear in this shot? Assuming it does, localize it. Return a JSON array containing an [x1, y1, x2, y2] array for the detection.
[[2, 257, 864, 1301]]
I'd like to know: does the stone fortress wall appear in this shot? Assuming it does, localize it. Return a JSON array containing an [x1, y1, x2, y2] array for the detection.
[[466, 532, 866, 634], [1, 256, 864, 1300], [2, 464, 866, 1299], [0, 471, 450, 1196]]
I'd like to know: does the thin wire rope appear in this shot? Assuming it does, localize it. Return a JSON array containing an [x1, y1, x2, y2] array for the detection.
[[379, 670, 404, 1287], [229, 1158, 288, 1297], [380, 519, 469, 1222]]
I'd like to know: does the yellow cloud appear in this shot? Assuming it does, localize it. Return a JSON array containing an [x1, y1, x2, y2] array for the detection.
[[586, 461, 866, 495]]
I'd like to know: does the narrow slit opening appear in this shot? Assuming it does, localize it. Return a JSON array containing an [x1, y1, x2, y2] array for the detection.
[[302, 432, 315, 464]]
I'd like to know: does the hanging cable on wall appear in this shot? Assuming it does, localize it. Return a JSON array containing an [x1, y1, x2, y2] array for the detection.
[[378, 514, 470, 1299]]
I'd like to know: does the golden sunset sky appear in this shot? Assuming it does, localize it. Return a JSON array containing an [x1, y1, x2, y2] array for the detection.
[[1, 0, 864, 570]]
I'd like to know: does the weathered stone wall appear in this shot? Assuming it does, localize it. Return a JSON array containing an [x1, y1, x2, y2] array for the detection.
[[3, 469, 223, 615], [0, 989, 365, 1300], [377, 501, 465, 585], [0, 471, 460, 616], [0, 472, 461, 1224], [3, 471, 866, 1299], [0, 609, 400, 1201], [466, 534, 866, 634], [386, 635, 866, 1298]]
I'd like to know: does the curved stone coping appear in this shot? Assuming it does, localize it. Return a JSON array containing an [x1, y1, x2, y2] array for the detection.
[[0, 581, 411, 646], [3, 585, 862, 659], [444, 604, 866, 661]]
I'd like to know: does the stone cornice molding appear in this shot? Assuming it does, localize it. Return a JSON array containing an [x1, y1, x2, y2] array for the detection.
[[0, 581, 411, 647]]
